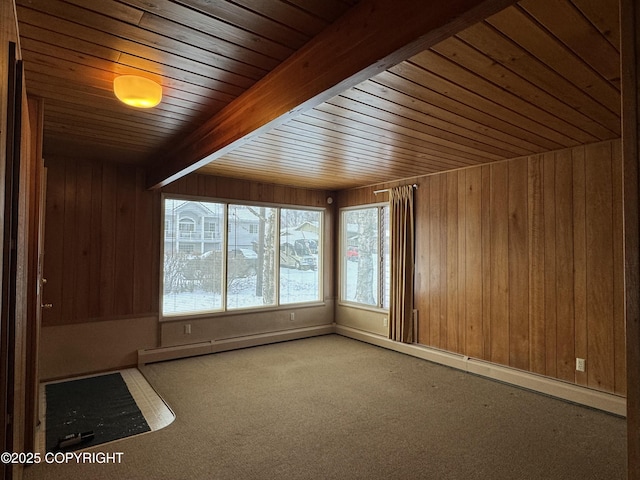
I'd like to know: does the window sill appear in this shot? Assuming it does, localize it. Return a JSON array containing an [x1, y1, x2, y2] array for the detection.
[[336, 301, 388, 314], [160, 301, 327, 323]]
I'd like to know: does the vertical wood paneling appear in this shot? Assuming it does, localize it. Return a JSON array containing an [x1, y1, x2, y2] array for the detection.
[[542, 152, 557, 377], [445, 171, 460, 353], [45, 140, 626, 397], [554, 149, 575, 381], [89, 162, 103, 319], [457, 170, 467, 354], [508, 157, 529, 370], [61, 159, 78, 321], [585, 142, 615, 391], [465, 167, 483, 358], [203, 175, 218, 197], [415, 178, 430, 344], [528, 155, 545, 374], [428, 175, 442, 348], [611, 140, 626, 395], [42, 159, 65, 327], [134, 168, 155, 314], [99, 162, 117, 316], [481, 165, 492, 359], [489, 162, 509, 365], [43, 159, 155, 325], [74, 160, 93, 321], [620, 0, 640, 472], [335, 140, 623, 395], [439, 177, 449, 348], [572, 146, 588, 386], [114, 165, 136, 316], [184, 173, 199, 195], [44, 166, 332, 326]]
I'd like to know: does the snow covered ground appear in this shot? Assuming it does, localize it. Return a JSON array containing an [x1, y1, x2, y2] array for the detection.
[[163, 266, 320, 315], [163, 257, 388, 316]]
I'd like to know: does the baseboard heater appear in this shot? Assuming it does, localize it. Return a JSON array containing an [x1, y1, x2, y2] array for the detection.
[[137, 325, 334, 366], [335, 324, 627, 417]]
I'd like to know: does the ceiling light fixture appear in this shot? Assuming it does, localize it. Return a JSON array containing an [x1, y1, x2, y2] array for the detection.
[[113, 75, 162, 108]]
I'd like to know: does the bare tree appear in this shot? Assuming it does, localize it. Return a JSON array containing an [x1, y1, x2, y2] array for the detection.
[[247, 206, 277, 304], [354, 209, 377, 305]]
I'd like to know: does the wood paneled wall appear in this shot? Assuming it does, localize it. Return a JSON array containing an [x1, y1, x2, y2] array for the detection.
[[416, 139, 625, 395], [42, 159, 333, 326], [44, 141, 624, 394], [2, 1, 37, 473], [621, 0, 640, 473], [338, 140, 624, 396], [162, 173, 335, 208], [43, 158, 160, 325]]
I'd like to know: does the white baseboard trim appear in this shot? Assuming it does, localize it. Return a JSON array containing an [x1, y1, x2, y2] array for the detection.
[[138, 325, 334, 366], [335, 325, 626, 417]]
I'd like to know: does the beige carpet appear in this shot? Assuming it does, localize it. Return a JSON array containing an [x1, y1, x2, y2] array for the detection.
[[24, 335, 626, 479]]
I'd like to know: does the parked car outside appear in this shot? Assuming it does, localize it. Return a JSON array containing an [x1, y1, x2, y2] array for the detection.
[[280, 242, 317, 270]]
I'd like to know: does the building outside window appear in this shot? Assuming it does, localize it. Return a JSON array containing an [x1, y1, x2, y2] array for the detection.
[[204, 219, 219, 239], [178, 217, 196, 239]]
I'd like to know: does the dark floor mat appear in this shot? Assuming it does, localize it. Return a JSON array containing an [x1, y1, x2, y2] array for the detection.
[[45, 372, 150, 452]]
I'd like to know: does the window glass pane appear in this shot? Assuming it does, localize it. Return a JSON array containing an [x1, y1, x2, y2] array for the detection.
[[163, 199, 224, 315], [342, 208, 379, 306], [280, 209, 321, 304], [226, 205, 277, 309]]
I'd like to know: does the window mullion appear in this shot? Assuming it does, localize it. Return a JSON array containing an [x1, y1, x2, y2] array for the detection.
[[378, 206, 384, 309], [275, 208, 281, 306], [222, 203, 228, 310]]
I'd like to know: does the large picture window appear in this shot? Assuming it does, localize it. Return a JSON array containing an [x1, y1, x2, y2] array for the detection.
[[340, 205, 389, 309], [162, 197, 323, 317]]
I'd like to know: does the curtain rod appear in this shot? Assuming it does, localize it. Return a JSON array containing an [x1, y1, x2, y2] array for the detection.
[[373, 183, 418, 195]]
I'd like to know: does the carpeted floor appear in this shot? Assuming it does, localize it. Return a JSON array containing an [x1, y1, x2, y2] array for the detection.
[[24, 335, 626, 479]]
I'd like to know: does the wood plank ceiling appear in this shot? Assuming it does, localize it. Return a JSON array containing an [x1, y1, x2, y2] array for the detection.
[[16, 0, 620, 190]]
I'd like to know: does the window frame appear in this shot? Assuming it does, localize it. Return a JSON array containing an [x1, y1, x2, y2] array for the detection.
[[160, 193, 325, 320], [339, 203, 390, 312]]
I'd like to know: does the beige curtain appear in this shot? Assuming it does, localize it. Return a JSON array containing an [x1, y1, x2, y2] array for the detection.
[[388, 184, 415, 343]]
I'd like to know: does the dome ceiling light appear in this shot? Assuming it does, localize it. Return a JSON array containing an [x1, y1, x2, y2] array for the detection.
[[113, 75, 162, 108]]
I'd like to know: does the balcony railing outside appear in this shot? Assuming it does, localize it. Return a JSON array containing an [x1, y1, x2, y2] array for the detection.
[[165, 230, 219, 241]]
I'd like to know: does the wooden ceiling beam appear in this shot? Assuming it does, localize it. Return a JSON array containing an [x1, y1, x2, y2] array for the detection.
[[146, 0, 517, 189]]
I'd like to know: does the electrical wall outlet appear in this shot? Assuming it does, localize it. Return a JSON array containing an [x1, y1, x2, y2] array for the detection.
[[576, 358, 586, 372], [184, 324, 191, 334], [383, 317, 388, 327], [290, 312, 295, 321]]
